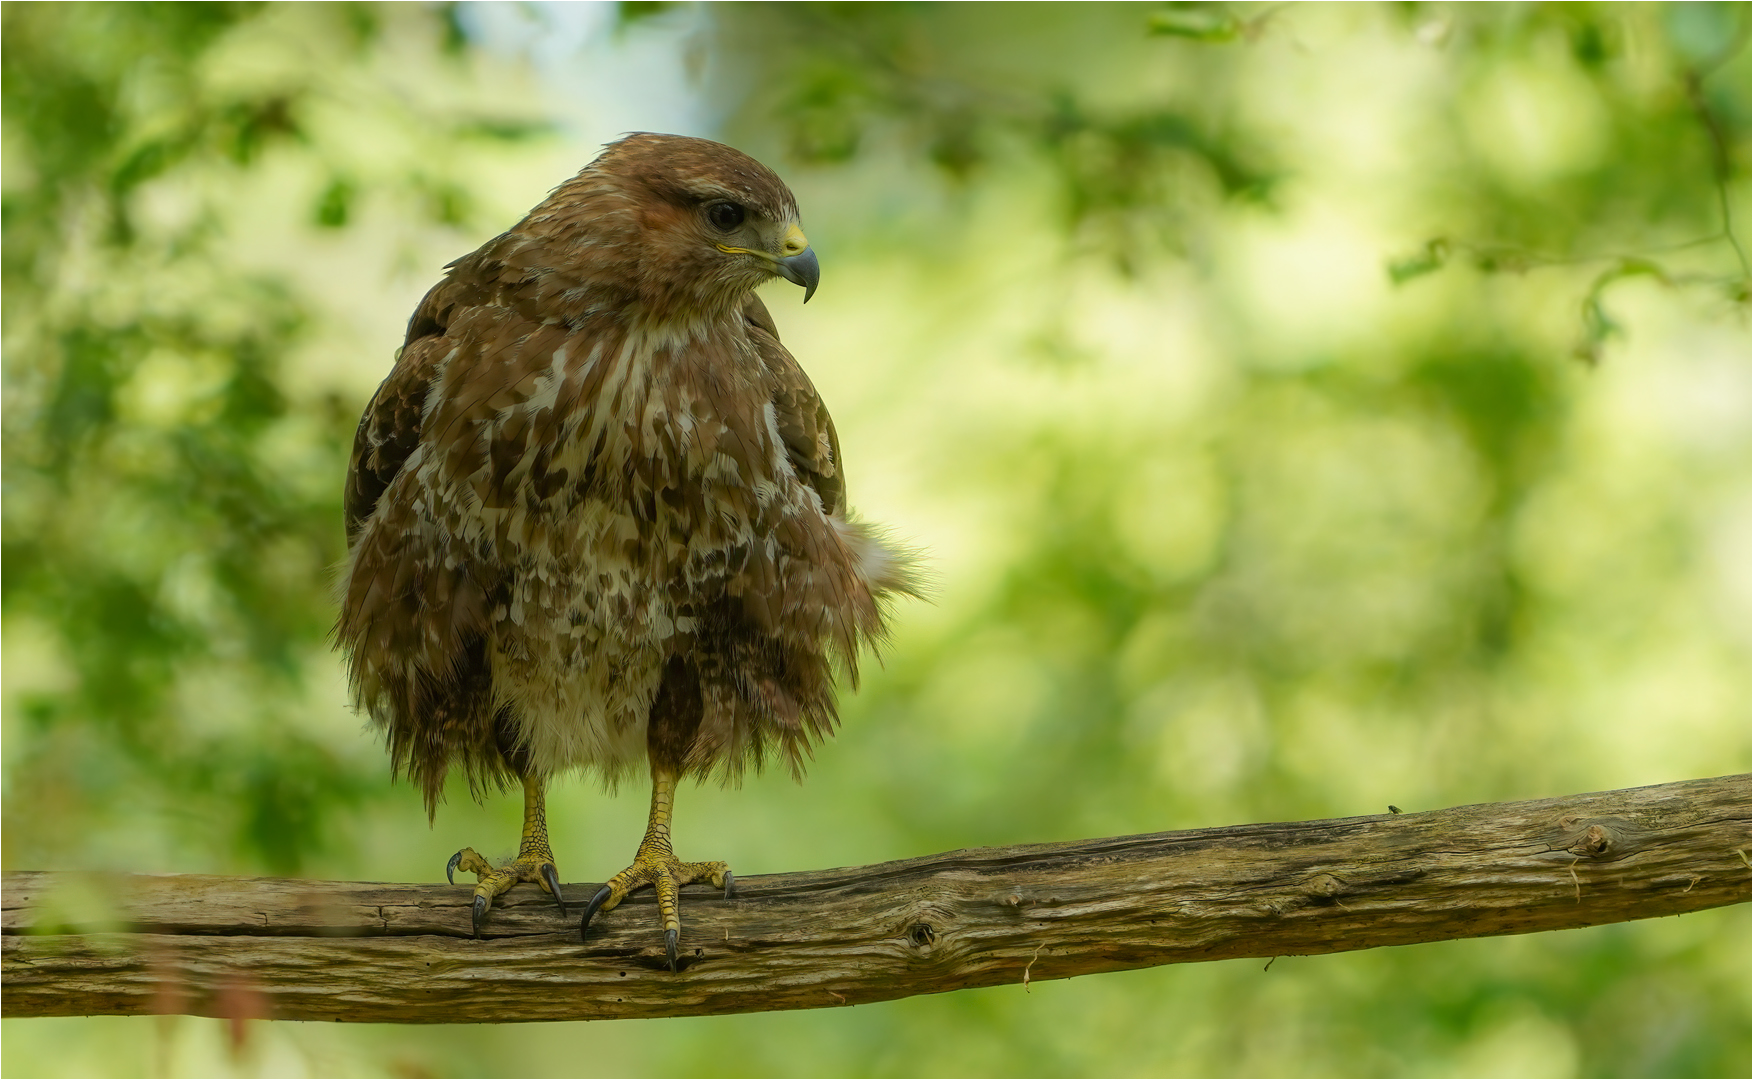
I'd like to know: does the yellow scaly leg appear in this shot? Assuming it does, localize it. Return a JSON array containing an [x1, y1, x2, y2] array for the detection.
[[578, 762, 734, 971], [446, 774, 567, 936]]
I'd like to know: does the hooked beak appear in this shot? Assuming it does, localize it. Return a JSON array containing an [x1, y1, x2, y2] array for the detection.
[[777, 247, 820, 303], [717, 222, 821, 302]]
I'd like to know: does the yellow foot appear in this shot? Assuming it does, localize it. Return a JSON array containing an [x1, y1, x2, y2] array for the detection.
[[579, 846, 734, 971], [446, 846, 566, 937]]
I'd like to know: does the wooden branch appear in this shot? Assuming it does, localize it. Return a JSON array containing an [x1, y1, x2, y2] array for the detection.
[[4, 774, 1747, 1024]]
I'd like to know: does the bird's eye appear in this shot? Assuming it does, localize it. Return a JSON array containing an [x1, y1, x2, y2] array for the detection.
[[707, 202, 745, 231]]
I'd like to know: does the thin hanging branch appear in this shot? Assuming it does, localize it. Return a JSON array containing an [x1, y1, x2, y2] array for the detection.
[[3, 774, 1746, 1024]]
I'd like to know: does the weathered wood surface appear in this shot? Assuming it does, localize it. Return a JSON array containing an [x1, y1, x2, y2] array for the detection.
[[3, 774, 1747, 1023]]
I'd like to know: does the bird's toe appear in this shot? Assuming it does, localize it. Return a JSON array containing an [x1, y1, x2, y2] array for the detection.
[[470, 893, 489, 938], [580, 884, 616, 936], [540, 862, 567, 914]]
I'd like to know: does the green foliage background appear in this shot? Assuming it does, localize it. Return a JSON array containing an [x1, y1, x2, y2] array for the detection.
[[3, 2, 1748, 1076]]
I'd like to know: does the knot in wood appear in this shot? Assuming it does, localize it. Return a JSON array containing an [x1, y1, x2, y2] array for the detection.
[[899, 900, 956, 955], [1568, 823, 1614, 859], [1304, 873, 1345, 900], [1550, 815, 1638, 861]]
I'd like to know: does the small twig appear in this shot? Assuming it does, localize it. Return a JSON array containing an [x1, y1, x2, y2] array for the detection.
[[1680, 16, 1753, 278], [1022, 942, 1046, 993]]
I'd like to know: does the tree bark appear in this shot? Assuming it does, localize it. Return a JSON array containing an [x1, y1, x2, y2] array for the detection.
[[3, 774, 1747, 1024]]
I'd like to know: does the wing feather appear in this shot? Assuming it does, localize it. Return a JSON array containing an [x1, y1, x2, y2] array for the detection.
[[339, 248, 539, 813], [742, 294, 844, 516], [343, 246, 515, 543]]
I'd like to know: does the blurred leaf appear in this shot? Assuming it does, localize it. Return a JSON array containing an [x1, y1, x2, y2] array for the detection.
[[314, 176, 355, 228], [1388, 238, 1452, 284], [618, 0, 676, 26], [1665, 0, 1748, 66], [452, 117, 559, 142], [1574, 258, 1673, 364], [1149, 6, 1243, 42]]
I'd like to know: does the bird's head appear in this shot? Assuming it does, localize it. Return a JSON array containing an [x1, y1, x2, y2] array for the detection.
[[532, 134, 819, 322], [699, 198, 820, 304]]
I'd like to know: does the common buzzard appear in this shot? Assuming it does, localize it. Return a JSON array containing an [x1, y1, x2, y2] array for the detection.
[[337, 134, 916, 970]]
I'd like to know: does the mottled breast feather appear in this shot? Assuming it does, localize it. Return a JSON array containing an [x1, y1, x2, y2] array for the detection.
[[336, 135, 916, 815]]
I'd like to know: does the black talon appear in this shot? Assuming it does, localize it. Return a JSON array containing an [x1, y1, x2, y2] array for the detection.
[[470, 893, 488, 938], [579, 885, 612, 937], [446, 850, 464, 885], [665, 928, 679, 972], [722, 870, 736, 899], [540, 863, 567, 915]]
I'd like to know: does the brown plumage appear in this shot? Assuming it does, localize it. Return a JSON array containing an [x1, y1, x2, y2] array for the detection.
[[336, 134, 916, 960]]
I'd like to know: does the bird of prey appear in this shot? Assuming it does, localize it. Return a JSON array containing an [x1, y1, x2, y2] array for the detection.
[[337, 133, 916, 970]]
